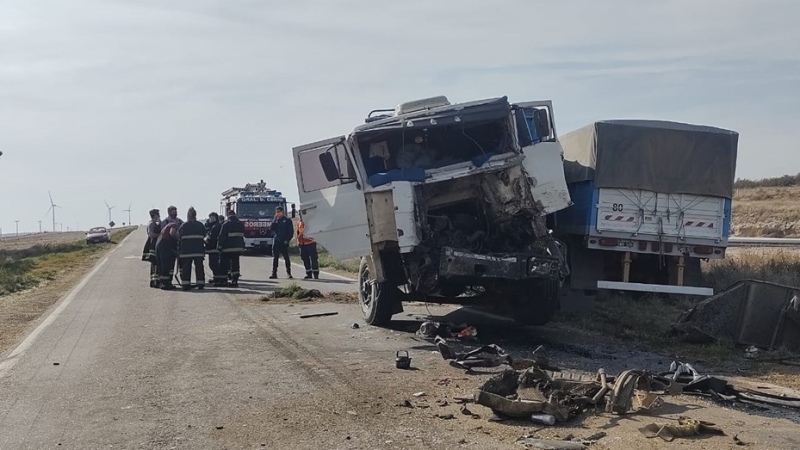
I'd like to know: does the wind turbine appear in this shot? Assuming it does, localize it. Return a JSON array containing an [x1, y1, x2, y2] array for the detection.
[[123, 203, 132, 226], [46, 191, 60, 232], [104, 200, 115, 227]]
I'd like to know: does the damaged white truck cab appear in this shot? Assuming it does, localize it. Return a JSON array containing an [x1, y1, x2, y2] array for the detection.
[[293, 96, 572, 326]]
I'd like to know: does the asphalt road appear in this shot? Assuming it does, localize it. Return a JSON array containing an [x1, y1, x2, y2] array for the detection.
[[0, 227, 365, 449], [2, 228, 800, 449]]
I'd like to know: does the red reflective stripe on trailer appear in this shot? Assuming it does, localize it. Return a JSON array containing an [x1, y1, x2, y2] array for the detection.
[[684, 221, 715, 228], [604, 215, 634, 222]]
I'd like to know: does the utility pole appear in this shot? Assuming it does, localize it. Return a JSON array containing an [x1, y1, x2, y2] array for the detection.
[[38, 220, 42, 233], [15, 220, 20, 236]]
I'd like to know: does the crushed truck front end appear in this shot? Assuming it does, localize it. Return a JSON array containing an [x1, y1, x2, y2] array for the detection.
[[293, 95, 573, 326]]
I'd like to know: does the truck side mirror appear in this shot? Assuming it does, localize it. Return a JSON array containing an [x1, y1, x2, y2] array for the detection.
[[533, 109, 551, 140], [319, 152, 340, 182], [291, 203, 296, 218]]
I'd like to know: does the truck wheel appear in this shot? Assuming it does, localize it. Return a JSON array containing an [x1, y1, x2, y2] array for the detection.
[[359, 257, 395, 326], [515, 278, 560, 326]]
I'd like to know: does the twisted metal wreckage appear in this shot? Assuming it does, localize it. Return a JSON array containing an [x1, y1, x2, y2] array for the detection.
[[430, 337, 800, 426]]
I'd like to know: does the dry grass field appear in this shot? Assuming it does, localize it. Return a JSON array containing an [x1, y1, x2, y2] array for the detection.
[[732, 185, 800, 237]]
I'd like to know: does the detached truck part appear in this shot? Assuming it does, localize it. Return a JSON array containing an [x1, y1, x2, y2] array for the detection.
[[292, 95, 573, 326], [554, 120, 738, 296]]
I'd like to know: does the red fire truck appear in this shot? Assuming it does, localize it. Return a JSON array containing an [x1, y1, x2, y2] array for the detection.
[[220, 181, 291, 254]]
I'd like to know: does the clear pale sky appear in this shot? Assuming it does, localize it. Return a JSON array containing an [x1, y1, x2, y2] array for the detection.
[[1, 0, 797, 234]]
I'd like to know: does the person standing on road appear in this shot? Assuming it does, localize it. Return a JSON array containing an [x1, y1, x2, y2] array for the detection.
[[204, 212, 225, 287], [269, 206, 294, 279], [156, 219, 180, 290], [178, 207, 207, 290], [297, 215, 319, 280], [162, 205, 184, 283], [141, 208, 161, 288], [162, 205, 184, 227], [217, 210, 245, 287]]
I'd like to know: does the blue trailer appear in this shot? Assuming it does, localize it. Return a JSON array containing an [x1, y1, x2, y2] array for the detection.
[[553, 120, 738, 296]]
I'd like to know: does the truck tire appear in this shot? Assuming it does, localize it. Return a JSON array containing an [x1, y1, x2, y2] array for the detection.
[[515, 278, 560, 326], [359, 257, 395, 326]]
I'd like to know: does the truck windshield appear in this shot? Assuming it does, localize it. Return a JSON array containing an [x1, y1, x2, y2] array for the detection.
[[237, 202, 282, 218], [357, 119, 512, 178]]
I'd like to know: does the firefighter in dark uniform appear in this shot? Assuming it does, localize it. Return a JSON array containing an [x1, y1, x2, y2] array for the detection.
[[204, 212, 225, 286], [218, 210, 245, 287], [156, 219, 180, 290], [269, 206, 294, 279], [178, 207, 207, 290], [141, 208, 161, 288]]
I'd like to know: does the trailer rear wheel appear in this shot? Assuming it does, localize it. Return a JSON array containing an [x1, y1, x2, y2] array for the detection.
[[359, 257, 396, 326]]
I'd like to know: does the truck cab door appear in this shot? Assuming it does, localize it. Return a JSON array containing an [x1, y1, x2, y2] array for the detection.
[[513, 101, 572, 215], [293, 136, 372, 260]]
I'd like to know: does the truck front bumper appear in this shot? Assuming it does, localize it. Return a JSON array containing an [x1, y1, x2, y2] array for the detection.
[[438, 247, 559, 281], [245, 238, 274, 248]]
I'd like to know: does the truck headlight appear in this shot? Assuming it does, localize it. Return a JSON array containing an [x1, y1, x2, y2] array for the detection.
[[529, 258, 553, 276]]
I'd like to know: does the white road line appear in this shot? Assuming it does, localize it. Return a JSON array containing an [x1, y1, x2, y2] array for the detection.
[[0, 230, 136, 378], [290, 262, 356, 281]]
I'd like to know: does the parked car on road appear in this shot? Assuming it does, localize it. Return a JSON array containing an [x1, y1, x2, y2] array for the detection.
[[86, 227, 110, 244]]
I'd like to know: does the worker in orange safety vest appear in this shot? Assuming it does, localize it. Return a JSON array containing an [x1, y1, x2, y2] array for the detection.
[[297, 216, 319, 280]]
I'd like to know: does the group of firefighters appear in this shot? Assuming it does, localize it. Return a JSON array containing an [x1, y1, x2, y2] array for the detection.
[[141, 205, 320, 290]]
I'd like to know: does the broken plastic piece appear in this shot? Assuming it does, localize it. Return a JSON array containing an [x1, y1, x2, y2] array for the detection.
[[530, 413, 556, 425]]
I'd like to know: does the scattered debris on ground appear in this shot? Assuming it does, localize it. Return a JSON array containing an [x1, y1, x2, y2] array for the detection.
[[395, 350, 411, 369], [435, 337, 514, 371], [473, 363, 671, 423], [665, 360, 800, 409], [417, 321, 479, 340], [638, 416, 725, 442]]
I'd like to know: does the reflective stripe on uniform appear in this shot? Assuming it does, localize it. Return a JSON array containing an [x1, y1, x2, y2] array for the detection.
[[206, 249, 219, 254], [228, 232, 244, 237], [181, 235, 204, 239], [179, 253, 206, 258], [221, 248, 245, 253]]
